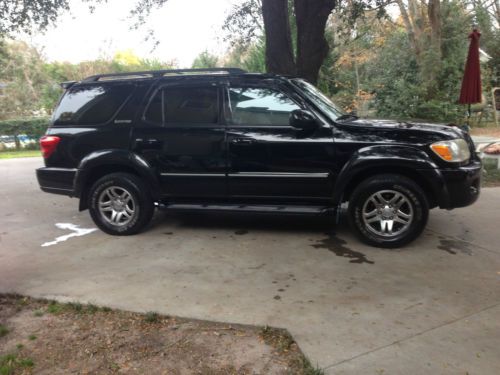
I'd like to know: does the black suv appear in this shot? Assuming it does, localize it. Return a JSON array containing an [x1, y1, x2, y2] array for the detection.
[[36, 68, 481, 247]]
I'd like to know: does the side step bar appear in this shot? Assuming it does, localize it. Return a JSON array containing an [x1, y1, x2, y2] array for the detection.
[[161, 203, 334, 215]]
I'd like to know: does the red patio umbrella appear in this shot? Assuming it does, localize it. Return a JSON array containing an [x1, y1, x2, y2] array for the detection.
[[459, 28, 482, 124]]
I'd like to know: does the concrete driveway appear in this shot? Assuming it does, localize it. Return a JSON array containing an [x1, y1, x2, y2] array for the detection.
[[1, 157, 499, 374]]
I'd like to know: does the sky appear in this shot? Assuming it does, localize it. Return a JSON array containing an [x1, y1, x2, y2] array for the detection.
[[22, 0, 245, 67]]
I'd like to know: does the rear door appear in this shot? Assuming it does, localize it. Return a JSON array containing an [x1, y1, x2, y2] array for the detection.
[[131, 81, 226, 198], [224, 81, 335, 202]]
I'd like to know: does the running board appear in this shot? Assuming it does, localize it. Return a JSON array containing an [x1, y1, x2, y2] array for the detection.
[[161, 203, 333, 215]]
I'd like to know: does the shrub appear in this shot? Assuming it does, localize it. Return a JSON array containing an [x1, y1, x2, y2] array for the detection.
[[0, 117, 49, 150]]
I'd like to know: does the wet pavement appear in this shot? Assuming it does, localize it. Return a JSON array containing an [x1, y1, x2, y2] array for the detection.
[[1, 157, 500, 374]]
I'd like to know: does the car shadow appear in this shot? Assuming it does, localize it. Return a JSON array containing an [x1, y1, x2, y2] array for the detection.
[[151, 209, 349, 236]]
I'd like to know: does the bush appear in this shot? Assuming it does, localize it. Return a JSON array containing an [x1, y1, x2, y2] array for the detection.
[[0, 117, 49, 150]]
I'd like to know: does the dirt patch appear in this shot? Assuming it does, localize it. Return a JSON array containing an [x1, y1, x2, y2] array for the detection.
[[0, 295, 320, 374]]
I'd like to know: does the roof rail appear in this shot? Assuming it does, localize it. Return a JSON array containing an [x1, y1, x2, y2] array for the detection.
[[82, 68, 247, 82]]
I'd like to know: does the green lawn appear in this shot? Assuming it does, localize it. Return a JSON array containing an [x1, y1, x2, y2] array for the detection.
[[0, 150, 41, 159]]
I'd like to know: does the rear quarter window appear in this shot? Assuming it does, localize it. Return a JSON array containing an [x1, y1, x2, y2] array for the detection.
[[52, 84, 134, 125]]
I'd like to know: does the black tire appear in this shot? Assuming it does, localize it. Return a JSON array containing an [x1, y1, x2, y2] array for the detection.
[[348, 174, 429, 248], [88, 173, 154, 235]]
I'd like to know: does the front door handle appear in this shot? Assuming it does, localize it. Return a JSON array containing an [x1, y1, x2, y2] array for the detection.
[[231, 138, 255, 145]]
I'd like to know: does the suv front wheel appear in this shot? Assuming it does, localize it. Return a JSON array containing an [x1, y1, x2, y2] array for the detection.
[[348, 174, 429, 248], [88, 173, 154, 235]]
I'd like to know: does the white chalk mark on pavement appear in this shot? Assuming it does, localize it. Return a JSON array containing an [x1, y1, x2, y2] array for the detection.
[[41, 223, 97, 247]]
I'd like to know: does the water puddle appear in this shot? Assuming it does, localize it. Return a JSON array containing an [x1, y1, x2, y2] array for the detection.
[[312, 234, 374, 264], [438, 237, 473, 255]]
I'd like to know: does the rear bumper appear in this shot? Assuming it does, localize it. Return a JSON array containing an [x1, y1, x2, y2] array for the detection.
[[36, 167, 76, 196]]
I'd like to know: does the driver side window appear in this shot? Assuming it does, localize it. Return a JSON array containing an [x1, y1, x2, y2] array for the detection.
[[228, 87, 300, 126]]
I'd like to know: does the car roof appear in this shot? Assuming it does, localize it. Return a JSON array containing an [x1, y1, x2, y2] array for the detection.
[[81, 68, 280, 83], [61, 68, 294, 90]]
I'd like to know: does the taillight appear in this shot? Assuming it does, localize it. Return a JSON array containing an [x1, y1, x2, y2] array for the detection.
[[40, 136, 61, 158]]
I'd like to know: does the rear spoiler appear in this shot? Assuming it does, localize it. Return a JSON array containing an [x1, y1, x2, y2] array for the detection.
[[60, 81, 77, 90]]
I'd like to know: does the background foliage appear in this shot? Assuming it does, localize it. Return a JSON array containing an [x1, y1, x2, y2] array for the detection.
[[0, 0, 498, 140]]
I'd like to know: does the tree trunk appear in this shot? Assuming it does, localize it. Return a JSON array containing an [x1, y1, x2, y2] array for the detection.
[[396, 0, 421, 60], [425, 0, 442, 98], [294, 0, 336, 84], [261, 0, 296, 75], [427, 0, 442, 57], [494, 0, 500, 25]]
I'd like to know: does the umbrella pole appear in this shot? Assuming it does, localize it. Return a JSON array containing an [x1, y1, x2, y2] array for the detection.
[[467, 103, 471, 126]]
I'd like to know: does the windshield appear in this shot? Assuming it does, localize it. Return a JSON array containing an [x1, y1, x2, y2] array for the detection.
[[291, 79, 345, 121]]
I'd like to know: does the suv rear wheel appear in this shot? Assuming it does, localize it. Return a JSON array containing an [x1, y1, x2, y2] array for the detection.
[[348, 174, 429, 248], [88, 173, 154, 235]]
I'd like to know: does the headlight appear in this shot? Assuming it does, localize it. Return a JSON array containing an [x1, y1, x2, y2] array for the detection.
[[430, 139, 470, 162]]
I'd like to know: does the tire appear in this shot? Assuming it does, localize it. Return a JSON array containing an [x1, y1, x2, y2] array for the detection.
[[348, 174, 429, 248], [88, 173, 154, 235]]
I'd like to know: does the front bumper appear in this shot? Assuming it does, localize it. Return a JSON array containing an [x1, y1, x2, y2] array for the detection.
[[36, 167, 76, 196], [438, 159, 481, 209]]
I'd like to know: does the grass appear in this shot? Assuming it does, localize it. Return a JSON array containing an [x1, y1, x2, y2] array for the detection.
[[46, 301, 63, 315], [0, 150, 40, 159], [45, 300, 110, 316], [260, 326, 294, 352], [0, 354, 34, 375], [0, 325, 8, 337], [259, 326, 325, 374], [302, 359, 326, 375], [144, 311, 160, 323], [28, 334, 37, 341]]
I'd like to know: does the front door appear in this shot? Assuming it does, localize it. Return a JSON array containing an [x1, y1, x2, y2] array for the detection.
[[224, 82, 335, 203], [132, 82, 226, 198]]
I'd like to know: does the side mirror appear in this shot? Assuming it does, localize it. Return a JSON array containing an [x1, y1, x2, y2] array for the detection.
[[289, 109, 319, 131]]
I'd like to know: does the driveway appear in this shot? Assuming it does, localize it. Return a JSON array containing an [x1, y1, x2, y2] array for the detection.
[[1, 157, 500, 374]]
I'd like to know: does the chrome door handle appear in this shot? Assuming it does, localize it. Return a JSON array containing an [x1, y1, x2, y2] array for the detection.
[[231, 138, 254, 145]]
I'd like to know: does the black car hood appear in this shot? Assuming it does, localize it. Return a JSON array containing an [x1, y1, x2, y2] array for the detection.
[[339, 118, 465, 140]]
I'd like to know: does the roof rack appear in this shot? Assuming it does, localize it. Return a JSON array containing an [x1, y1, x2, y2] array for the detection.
[[82, 68, 247, 82]]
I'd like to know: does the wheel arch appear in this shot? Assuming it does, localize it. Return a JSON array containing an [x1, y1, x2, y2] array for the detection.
[[332, 146, 446, 209], [74, 150, 160, 211]]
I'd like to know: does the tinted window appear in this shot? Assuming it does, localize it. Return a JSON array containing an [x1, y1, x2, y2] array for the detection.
[[228, 87, 300, 126], [165, 87, 218, 124], [53, 84, 134, 125], [144, 90, 163, 124], [144, 87, 218, 125]]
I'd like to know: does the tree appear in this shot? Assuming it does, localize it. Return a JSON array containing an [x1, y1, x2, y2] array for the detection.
[[395, 0, 444, 97], [258, 0, 337, 83], [191, 51, 219, 69], [0, 0, 70, 36], [227, 0, 387, 83]]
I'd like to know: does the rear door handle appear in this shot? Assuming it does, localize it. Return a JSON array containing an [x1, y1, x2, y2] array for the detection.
[[231, 138, 254, 145]]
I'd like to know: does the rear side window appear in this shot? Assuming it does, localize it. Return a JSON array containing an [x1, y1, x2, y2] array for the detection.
[[53, 84, 134, 125], [144, 86, 218, 125]]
